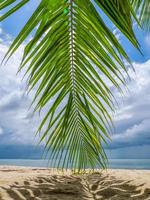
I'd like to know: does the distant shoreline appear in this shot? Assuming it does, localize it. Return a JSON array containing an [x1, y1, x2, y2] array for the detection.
[[0, 159, 150, 170]]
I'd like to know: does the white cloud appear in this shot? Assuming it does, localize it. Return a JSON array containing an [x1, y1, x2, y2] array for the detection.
[[113, 27, 121, 42], [145, 35, 150, 47], [110, 60, 150, 148], [0, 32, 40, 145], [0, 127, 3, 135], [0, 27, 3, 35], [0, 26, 150, 151]]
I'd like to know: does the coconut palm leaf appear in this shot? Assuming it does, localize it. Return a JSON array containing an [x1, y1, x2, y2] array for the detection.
[[0, 0, 146, 171], [0, 0, 29, 21], [131, 0, 150, 31]]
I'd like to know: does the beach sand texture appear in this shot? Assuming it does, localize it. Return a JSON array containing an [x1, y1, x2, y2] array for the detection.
[[0, 166, 150, 200]]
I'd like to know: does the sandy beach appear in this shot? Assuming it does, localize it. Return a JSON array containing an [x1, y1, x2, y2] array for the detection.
[[0, 166, 150, 200]]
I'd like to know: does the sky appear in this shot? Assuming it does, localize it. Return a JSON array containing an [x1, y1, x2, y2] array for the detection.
[[0, 1, 150, 159]]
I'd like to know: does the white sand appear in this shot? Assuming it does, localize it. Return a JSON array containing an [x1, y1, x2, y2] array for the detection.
[[0, 166, 150, 199]]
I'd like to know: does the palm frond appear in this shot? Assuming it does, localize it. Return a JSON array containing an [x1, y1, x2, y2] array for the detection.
[[0, 0, 29, 21], [0, 0, 142, 171], [95, 0, 139, 48], [131, 0, 150, 31]]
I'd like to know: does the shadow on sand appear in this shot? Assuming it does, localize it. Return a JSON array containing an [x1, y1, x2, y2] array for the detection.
[[0, 172, 150, 200]]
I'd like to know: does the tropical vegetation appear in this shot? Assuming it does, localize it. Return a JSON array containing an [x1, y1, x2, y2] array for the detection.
[[0, 0, 149, 171]]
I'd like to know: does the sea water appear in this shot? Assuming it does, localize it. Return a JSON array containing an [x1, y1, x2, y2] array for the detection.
[[0, 159, 150, 169]]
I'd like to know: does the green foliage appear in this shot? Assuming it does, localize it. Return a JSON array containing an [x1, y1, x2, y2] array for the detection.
[[0, 0, 149, 171], [131, 0, 150, 31]]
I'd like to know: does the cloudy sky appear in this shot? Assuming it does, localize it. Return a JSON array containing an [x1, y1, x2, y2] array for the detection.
[[0, 1, 150, 159]]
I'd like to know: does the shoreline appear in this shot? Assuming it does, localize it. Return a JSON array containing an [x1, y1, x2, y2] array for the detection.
[[0, 158, 150, 171], [0, 166, 150, 199]]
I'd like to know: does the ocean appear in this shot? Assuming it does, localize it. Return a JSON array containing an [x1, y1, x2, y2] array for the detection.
[[0, 159, 150, 169]]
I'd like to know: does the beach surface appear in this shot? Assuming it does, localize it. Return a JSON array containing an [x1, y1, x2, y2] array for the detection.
[[0, 166, 150, 200]]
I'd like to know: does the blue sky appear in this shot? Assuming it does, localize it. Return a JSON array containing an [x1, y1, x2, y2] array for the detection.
[[0, 1, 150, 159]]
